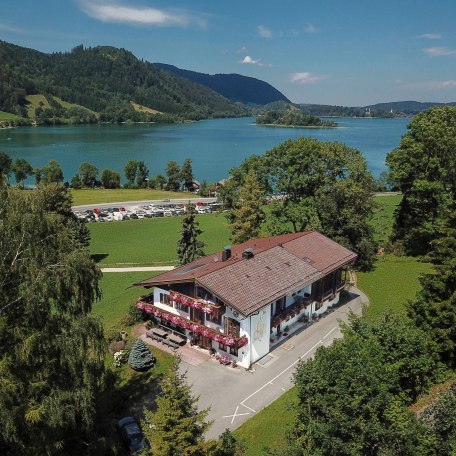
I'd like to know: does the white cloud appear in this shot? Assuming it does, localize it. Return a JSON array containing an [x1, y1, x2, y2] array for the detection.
[[397, 80, 456, 90], [240, 55, 271, 67], [257, 25, 272, 38], [304, 23, 318, 33], [423, 46, 456, 57], [417, 33, 442, 40], [77, 0, 206, 28], [0, 23, 23, 33], [237, 46, 249, 54], [291, 72, 328, 84]]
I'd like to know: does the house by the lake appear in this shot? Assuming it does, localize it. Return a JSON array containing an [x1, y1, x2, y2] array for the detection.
[[135, 231, 357, 368]]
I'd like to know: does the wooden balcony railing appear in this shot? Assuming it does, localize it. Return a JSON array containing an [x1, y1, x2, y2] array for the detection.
[[137, 299, 247, 348], [169, 290, 220, 315], [271, 296, 311, 328]]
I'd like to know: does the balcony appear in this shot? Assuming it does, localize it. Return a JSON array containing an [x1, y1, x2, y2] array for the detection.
[[169, 290, 220, 314], [271, 296, 311, 328], [136, 299, 248, 348]]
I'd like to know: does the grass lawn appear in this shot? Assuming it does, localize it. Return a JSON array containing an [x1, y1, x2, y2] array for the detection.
[[371, 194, 402, 245], [71, 188, 199, 205], [357, 254, 432, 317], [233, 388, 298, 456], [93, 271, 157, 329], [88, 212, 231, 266], [0, 110, 20, 121]]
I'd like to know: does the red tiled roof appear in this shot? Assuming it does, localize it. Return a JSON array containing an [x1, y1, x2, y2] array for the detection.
[[136, 231, 357, 316]]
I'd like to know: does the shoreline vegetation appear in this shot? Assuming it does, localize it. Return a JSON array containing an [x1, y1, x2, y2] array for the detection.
[[256, 110, 338, 128]]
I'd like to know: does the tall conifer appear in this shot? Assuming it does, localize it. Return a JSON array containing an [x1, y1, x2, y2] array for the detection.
[[176, 204, 205, 266]]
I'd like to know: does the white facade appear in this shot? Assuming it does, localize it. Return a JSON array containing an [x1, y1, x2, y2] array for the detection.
[[145, 279, 342, 369]]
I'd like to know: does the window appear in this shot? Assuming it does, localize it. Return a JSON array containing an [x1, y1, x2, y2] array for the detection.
[[315, 301, 323, 311], [159, 293, 170, 305], [230, 346, 238, 356], [176, 302, 189, 312], [224, 317, 240, 338], [206, 309, 222, 325], [219, 342, 227, 352]]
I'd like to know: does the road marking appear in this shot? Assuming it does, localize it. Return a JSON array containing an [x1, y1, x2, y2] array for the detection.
[[223, 406, 250, 424], [240, 327, 339, 411]]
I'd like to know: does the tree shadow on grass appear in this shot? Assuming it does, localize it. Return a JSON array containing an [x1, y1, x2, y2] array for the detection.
[[92, 253, 109, 263]]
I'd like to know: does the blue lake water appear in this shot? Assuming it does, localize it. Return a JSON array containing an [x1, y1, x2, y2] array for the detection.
[[0, 117, 409, 183]]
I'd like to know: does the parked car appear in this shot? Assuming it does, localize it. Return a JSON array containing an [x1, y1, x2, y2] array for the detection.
[[116, 416, 149, 455], [129, 213, 138, 219]]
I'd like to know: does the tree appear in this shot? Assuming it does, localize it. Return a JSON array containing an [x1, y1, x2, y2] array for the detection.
[[420, 385, 456, 455], [229, 170, 264, 244], [70, 173, 82, 189], [33, 167, 42, 186], [0, 151, 12, 185], [127, 339, 156, 371], [166, 160, 181, 191], [100, 169, 121, 189], [12, 158, 33, 187], [386, 106, 456, 255], [223, 138, 376, 270], [407, 209, 456, 367], [0, 185, 105, 455], [124, 159, 139, 186], [181, 158, 194, 191], [213, 429, 246, 456], [42, 159, 64, 184], [142, 357, 212, 456], [285, 313, 439, 456], [78, 162, 98, 188], [136, 161, 149, 188], [177, 204, 206, 266]]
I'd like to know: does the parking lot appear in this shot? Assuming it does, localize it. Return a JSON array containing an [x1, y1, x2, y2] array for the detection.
[[72, 200, 221, 223]]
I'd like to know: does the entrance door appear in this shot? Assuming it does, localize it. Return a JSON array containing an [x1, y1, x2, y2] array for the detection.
[[197, 335, 212, 350], [191, 307, 205, 324]]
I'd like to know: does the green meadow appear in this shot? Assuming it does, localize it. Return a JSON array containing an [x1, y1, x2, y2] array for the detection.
[[72, 188, 200, 205], [88, 212, 231, 266]]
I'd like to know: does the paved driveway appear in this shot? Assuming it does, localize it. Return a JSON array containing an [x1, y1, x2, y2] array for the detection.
[[180, 287, 368, 439]]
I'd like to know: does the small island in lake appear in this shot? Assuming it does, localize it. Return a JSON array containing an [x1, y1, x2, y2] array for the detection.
[[256, 110, 338, 128]]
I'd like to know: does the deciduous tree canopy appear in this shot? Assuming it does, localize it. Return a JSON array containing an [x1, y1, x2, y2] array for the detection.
[[0, 184, 105, 455], [386, 106, 456, 255]]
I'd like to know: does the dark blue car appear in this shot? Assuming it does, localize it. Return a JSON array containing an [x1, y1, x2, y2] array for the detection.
[[116, 416, 149, 455]]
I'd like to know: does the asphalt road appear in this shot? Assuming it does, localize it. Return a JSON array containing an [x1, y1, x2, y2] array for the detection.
[[181, 287, 368, 439]]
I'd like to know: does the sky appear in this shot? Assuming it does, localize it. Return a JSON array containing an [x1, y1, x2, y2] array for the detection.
[[1, 0, 456, 106]]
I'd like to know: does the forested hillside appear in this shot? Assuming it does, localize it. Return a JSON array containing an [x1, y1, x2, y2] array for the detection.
[[0, 40, 248, 123], [154, 63, 290, 105]]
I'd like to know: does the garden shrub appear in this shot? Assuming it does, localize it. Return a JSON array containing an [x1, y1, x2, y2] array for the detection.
[[128, 339, 156, 371]]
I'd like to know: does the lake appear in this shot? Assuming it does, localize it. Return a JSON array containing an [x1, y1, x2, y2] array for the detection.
[[0, 117, 409, 183]]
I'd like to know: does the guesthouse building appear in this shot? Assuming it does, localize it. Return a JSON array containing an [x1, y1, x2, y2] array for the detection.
[[135, 231, 357, 368]]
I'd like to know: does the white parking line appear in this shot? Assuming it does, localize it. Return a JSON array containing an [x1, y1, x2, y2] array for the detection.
[[239, 327, 338, 412]]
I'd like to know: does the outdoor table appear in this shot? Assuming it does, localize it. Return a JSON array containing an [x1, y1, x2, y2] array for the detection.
[[168, 333, 185, 345], [151, 327, 168, 338]]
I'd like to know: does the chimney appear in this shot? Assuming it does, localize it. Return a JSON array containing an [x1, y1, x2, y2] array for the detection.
[[222, 246, 232, 262], [242, 248, 254, 259]]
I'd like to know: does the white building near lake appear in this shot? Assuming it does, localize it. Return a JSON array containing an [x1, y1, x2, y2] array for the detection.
[[136, 231, 357, 369]]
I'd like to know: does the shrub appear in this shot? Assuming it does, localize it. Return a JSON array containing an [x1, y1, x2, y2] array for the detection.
[[120, 314, 136, 327], [128, 339, 156, 371], [128, 304, 147, 323], [113, 350, 128, 367], [105, 326, 123, 343]]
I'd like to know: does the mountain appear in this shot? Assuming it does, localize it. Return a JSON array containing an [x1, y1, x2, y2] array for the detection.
[[365, 100, 456, 114], [153, 63, 290, 105], [0, 40, 248, 123]]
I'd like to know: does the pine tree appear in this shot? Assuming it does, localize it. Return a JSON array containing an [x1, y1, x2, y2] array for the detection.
[[176, 204, 205, 266], [181, 158, 194, 191], [128, 339, 156, 371], [142, 357, 212, 456], [229, 170, 264, 244]]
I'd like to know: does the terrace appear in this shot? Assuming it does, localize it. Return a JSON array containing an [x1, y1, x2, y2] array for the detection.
[[136, 298, 248, 349]]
